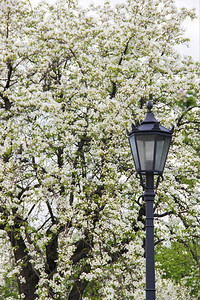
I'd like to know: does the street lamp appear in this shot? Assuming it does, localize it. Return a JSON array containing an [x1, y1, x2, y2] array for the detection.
[[127, 101, 173, 300]]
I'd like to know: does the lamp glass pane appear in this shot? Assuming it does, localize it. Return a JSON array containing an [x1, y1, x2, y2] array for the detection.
[[155, 135, 171, 172], [129, 135, 140, 171], [136, 134, 155, 171]]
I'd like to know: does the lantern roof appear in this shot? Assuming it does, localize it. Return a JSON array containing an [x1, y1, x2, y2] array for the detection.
[[128, 101, 174, 135]]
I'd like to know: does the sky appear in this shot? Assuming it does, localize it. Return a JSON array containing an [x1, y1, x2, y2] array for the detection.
[[30, 0, 200, 62]]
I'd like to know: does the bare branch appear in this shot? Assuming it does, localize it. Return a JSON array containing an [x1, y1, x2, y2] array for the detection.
[[46, 200, 56, 224], [154, 211, 174, 218]]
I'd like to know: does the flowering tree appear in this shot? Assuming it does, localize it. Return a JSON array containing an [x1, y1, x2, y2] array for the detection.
[[0, 0, 199, 299]]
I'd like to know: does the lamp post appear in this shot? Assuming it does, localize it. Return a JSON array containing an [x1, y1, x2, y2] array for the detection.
[[127, 101, 173, 300]]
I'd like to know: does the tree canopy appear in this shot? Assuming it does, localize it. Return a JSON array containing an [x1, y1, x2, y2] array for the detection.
[[0, 0, 199, 299]]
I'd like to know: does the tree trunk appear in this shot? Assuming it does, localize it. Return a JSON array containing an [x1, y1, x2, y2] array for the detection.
[[68, 264, 90, 300], [68, 280, 88, 300], [7, 226, 39, 299]]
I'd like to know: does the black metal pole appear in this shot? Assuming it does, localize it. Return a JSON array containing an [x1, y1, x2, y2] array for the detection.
[[145, 173, 156, 300]]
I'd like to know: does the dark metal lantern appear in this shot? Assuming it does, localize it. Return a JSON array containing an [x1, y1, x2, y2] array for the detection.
[[127, 101, 173, 185]]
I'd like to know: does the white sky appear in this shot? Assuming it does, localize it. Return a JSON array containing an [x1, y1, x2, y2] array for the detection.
[[30, 0, 200, 62]]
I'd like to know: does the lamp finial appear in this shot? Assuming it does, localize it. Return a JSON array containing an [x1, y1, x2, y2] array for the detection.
[[147, 101, 153, 111]]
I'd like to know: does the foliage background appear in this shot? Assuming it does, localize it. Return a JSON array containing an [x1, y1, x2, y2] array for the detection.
[[0, 0, 199, 299]]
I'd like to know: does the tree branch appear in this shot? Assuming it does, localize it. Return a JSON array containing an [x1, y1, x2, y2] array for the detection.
[[46, 200, 56, 224], [176, 105, 199, 127]]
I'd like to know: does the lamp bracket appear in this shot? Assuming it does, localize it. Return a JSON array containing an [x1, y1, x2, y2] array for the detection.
[[155, 174, 164, 189], [137, 194, 144, 204], [135, 172, 164, 190], [136, 172, 145, 189]]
